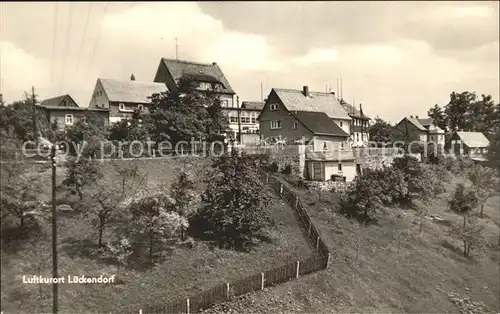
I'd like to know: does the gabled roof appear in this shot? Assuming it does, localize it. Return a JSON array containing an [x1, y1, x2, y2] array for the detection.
[[99, 78, 167, 104], [36, 105, 109, 112], [241, 101, 264, 111], [293, 111, 349, 137], [159, 58, 235, 94], [40, 94, 78, 107], [340, 101, 370, 120], [273, 88, 351, 120], [402, 116, 427, 131], [454, 131, 490, 148]]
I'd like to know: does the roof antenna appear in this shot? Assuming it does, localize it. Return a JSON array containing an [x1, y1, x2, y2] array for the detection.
[[336, 78, 339, 100]]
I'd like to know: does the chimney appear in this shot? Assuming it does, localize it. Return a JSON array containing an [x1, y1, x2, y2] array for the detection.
[[212, 62, 217, 65], [330, 91, 335, 96], [303, 85, 309, 97], [415, 115, 419, 119]]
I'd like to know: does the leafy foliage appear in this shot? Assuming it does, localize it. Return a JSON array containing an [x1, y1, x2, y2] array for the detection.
[[191, 151, 273, 251], [169, 169, 199, 240], [368, 117, 406, 144], [449, 216, 485, 257], [66, 112, 108, 157], [129, 194, 185, 267], [428, 91, 499, 134], [449, 183, 479, 220], [392, 156, 434, 207], [468, 164, 499, 218], [486, 129, 500, 171]]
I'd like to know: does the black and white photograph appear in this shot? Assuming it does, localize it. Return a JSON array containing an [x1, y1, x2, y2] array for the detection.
[[0, 1, 499, 313]]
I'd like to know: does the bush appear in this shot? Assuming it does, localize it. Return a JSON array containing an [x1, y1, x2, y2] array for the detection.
[[266, 162, 279, 173], [282, 164, 292, 175]]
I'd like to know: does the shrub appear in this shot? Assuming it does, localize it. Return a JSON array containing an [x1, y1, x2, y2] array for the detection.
[[191, 151, 273, 251], [282, 164, 292, 175]]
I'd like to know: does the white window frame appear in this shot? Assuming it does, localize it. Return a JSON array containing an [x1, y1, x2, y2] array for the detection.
[[138, 104, 144, 111], [293, 121, 298, 129], [269, 103, 278, 111], [340, 121, 343, 127], [338, 163, 343, 172], [118, 103, 134, 112], [221, 99, 229, 107], [270, 120, 281, 129], [65, 114, 74, 125], [250, 112, 257, 124], [323, 142, 327, 151]]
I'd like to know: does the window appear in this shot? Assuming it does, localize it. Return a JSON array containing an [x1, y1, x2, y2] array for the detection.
[[341, 142, 344, 149], [356, 133, 359, 141], [293, 121, 298, 129], [138, 104, 144, 111], [250, 113, 257, 124], [269, 103, 278, 111], [221, 99, 229, 107], [229, 114, 238, 123], [240, 112, 251, 124], [119, 103, 125, 111], [340, 121, 343, 127], [338, 163, 342, 172], [65, 114, 74, 125], [323, 142, 327, 150], [270, 120, 281, 129]]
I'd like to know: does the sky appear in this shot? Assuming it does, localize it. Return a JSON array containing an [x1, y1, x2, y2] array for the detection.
[[1, 1, 499, 122]]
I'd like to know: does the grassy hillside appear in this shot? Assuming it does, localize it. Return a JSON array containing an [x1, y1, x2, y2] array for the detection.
[[204, 176, 500, 314], [1, 158, 314, 313]]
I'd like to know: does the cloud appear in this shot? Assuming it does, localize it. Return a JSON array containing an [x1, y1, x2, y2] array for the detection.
[[292, 48, 340, 65], [0, 41, 51, 101], [1, 2, 498, 122]]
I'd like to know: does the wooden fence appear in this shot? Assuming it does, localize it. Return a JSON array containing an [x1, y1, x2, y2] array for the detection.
[[142, 168, 330, 314]]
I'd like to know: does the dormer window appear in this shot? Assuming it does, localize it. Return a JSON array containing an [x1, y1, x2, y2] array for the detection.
[[119, 103, 125, 111], [138, 104, 144, 111], [65, 114, 74, 125], [270, 104, 278, 111]]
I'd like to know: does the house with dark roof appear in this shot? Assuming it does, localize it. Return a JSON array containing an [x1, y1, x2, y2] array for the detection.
[[447, 131, 490, 161], [37, 94, 109, 131], [153, 58, 236, 107], [259, 86, 357, 181], [89, 78, 167, 123], [395, 115, 445, 146]]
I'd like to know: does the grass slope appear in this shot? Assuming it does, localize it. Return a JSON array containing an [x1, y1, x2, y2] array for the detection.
[[204, 176, 500, 314]]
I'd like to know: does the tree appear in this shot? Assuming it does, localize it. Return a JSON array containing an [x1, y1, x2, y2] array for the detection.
[[85, 161, 147, 248], [487, 129, 500, 172], [368, 117, 406, 144], [340, 172, 385, 220], [427, 104, 447, 132], [449, 183, 479, 228], [0, 173, 44, 231], [129, 193, 185, 268], [62, 158, 103, 200], [0, 95, 37, 142], [429, 91, 500, 134], [169, 169, 199, 241], [191, 151, 273, 251], [449, 216, 485, 257], [392, 156, 434, 207], [468, 164, 499, 218], [66, 112, 108, 157], [147, 77, 229, 147]]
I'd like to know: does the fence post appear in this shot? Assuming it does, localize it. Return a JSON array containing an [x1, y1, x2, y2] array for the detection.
[[296, 261, 300, 279], [260, 272, 265, 290], [279, 184, 283, 197], [316, 237, 320, 250], [226, 283, 230, 300], [186, 298, 190, 314], [326, 253, 331, 268], [295, 196, 299, 208]]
